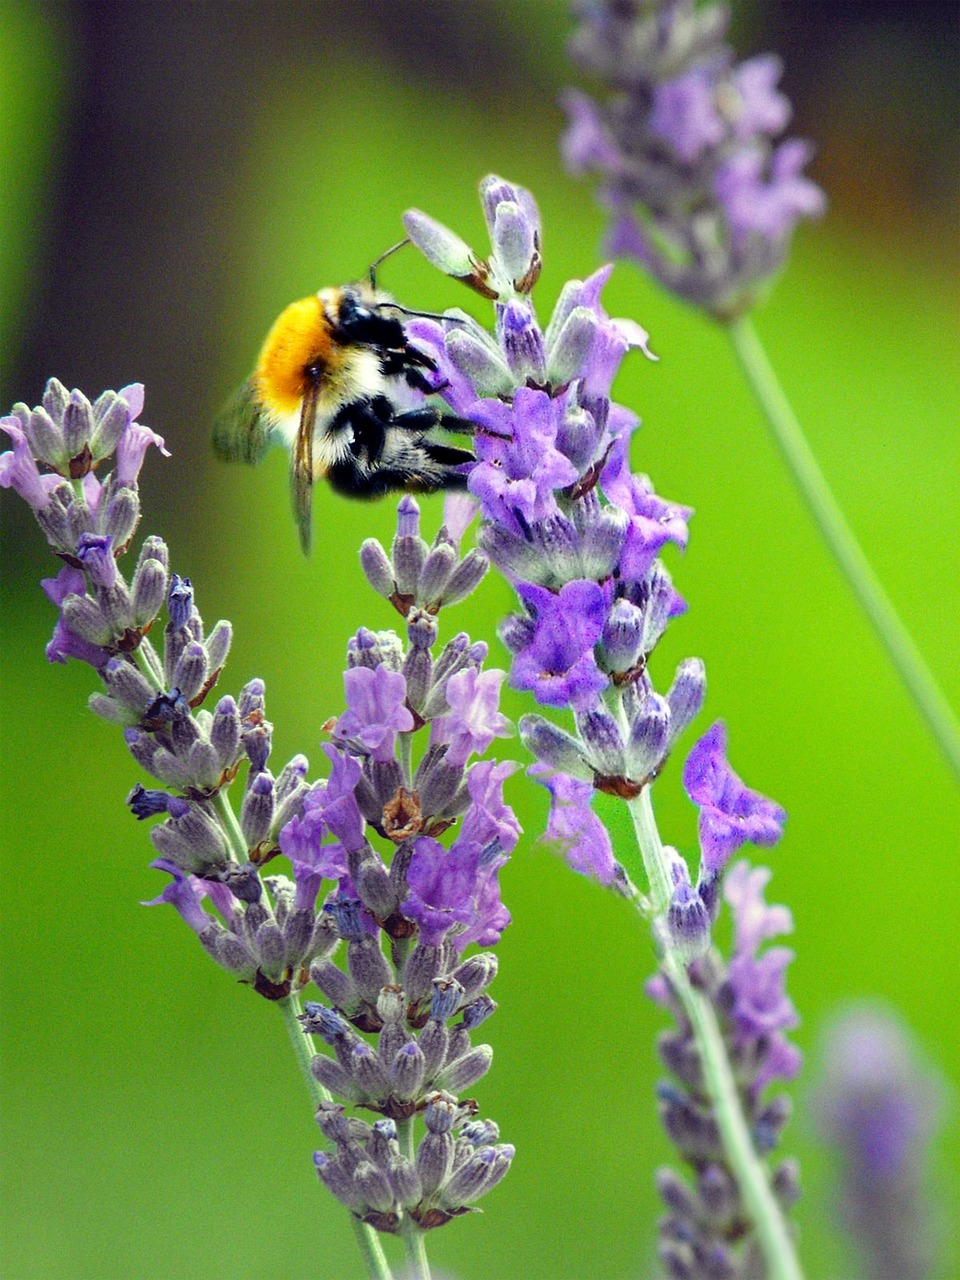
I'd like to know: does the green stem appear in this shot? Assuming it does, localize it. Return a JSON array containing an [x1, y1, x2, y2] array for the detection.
[[627, 788, 804, 1280], [277, 995, 395, 1280], [727, 314, 960, 781], [397, 1118, 432, 1280], [131, 641, 163, 691], [211, 788, 250, 865], [397, 730, 414, 788]]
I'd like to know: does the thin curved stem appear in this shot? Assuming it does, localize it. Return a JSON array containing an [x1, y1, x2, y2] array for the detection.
[[628, 788, 804, 1280], [727, 314, 960, 781], [278, 995, 395, 1280]]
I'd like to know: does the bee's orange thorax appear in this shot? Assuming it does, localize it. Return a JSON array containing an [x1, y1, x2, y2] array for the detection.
[[255, 293, 334, 418]]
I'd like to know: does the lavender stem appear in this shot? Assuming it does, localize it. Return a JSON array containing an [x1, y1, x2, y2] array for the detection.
[[397, 1116, 433, 1280], [278, 994, 396, 1280], [211, 789, 251, 865], [627, 788, 804, 1280], [728, 315, 960, 781]]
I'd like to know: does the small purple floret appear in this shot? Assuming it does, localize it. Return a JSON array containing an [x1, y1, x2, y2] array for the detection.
[[336, 664, 414, 762], [683, 721, 786, 875], [529, 766, 617, 887]]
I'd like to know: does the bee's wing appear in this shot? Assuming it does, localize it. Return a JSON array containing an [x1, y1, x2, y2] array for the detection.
[[212, 378, 273, 464], [291, 379, 321, 555]]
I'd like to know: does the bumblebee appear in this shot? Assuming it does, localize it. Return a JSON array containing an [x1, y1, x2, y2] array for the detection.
[[213, 262, 472, 552]]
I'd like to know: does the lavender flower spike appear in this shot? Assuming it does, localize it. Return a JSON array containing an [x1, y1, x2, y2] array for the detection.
[[562, 2, 960, 780], [562, 0, 825, 317], [813, 1006, 942, 1280], [408, 174, 803, 1279]]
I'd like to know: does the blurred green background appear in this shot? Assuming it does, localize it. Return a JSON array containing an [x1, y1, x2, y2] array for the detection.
[[2, 2, 957, 1277]]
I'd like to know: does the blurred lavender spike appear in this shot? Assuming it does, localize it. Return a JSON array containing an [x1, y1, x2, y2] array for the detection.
[[813, 1005, 943, 1280]]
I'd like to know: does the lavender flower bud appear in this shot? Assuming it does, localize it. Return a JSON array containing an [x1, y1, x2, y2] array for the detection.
[[25, 404, 64, 466], [435, 1045, 493, 1094], [461, 995, 497, 1030], [349, 1042, 393, 1100], [403, 209, 477, 281], [359, 538, 395, 597], [446, 326, 511, 394], [519, 715, 592, 779], [131, 556, 167, 627], [665, 658, 707, 746], [547, 305, 599, 387], [172, 641, 208, 705], [167, 575, 194, 629], [309, 960, 360, 1011], [418, 1020, 449, 1082], [347, 935, 393, 1005], [100, 485, 140, 548], [450, 952, 498, 1003], [255, 920, 285, 976], [626, 692, 671, 782], [417, 540, 457, 604], [403, 943, 444, 1004], [417, 1130, 455, 1199], [210, 696, 242, 770], [240, 769, 275, 848], [575, 706, 626, 778], [430, 979, 465, 1025], [440, 549, 488, 608], [204, 619, 232, 674], [440, 1143, 515, 1208], [390, 1042, 426, 1100]]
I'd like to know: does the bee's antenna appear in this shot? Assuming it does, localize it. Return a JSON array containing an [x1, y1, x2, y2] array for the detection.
[[368, 238, 411, 291], [384, 302, 467, 325], [369, 237, 467, 325]]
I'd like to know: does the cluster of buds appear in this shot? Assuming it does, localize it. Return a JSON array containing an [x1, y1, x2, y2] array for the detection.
[[312, 1093, 513, 1233]]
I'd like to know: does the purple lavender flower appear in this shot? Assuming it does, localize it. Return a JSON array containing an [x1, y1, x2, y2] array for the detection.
[[683, 720, 787, 876], [563, 0, 826, 316], [0, 418, 61, 510], [430, 667, 510, 767], [403, 836, 487, 947], [714, 139, 825, 248], [6, 372, 517, 1255], [509, 579, 609, 710], [469, 388, 577, 532], [142, 858, 215, 935], [723, 861, 801, 1090], [41, 566, 111, 668], [406, 174, 803, 1273], [529, 766, 618, 887], [336, 663, 414, 762], [405, 177, 702, 807], [458, 759, 522, 855]]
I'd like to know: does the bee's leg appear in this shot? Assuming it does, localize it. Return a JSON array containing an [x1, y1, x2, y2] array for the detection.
[[402, 367, 441, 396], [389, 408, 444, 433], [421, 440, 474, 467]]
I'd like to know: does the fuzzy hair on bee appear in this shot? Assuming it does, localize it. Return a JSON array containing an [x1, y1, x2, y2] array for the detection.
[[213, 272, 474, 553]]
